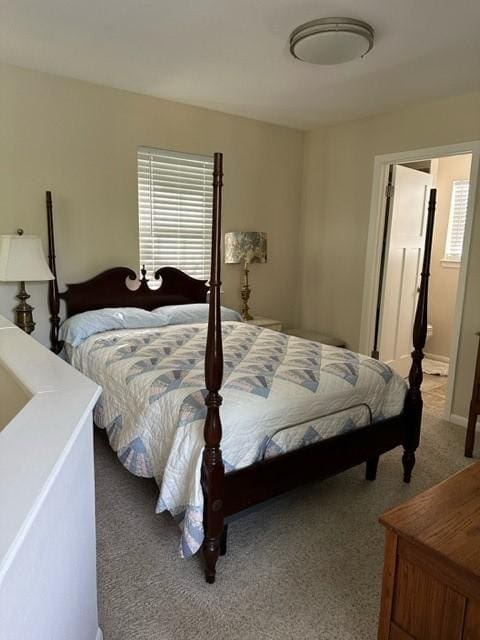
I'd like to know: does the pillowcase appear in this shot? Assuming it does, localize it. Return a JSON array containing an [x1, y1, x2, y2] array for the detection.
[[60, 303, 242, 348], [153, 303, 241, 325], [60, 307, 168, 347]]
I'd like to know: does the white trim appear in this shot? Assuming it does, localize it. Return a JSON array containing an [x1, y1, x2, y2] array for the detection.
[[444, 179, 470, 263], [424, 352, 450, 364], [96, 629, 104, 640], [0, 319, 102, 640], [449, 414, 467, 427], [440, 259, 461, 269], [449, 413, 480, 430], [360, 140, 480, 422]]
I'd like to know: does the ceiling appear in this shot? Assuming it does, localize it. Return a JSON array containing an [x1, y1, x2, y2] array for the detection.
[[1, 0, 480, 129]]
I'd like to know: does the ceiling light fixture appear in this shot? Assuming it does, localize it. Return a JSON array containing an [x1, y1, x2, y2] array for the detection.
[[289, 17, 375, 65]]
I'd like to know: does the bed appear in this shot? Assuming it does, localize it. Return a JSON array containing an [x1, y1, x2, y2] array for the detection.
[[46, 154, 436, 583]]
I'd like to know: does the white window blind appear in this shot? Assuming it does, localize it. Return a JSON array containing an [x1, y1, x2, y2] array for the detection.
[[138, 147, 213, 281], [444, 179, 470, 262]]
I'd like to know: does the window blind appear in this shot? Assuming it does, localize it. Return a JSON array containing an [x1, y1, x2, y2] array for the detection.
[[444, 179, 469, 262], [138, 147, 214, 281]]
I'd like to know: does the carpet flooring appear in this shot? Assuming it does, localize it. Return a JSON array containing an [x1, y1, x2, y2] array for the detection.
[[95, 413, 473, 640]]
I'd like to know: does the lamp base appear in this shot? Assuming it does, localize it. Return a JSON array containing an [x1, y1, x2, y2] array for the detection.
[[15, 281, 35, 334], [240, 264, 253, 321], [240, 306, 253, 322]]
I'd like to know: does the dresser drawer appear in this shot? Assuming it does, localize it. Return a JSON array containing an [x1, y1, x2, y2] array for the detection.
[[390, 553, 466, 640]]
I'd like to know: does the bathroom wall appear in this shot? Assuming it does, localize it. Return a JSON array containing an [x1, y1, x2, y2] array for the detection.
[[428, 154, 472, 360]]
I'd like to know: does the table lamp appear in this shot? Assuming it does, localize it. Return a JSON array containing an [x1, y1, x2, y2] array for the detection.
[[0, 230, 54, 334], [224, 231, 267, 321]]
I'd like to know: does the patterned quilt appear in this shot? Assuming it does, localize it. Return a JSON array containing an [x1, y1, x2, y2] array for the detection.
[[68, 321, 407, 557]]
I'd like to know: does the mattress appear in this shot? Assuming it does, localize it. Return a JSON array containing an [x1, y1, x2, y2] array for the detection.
[[67, 321, 407, 557]]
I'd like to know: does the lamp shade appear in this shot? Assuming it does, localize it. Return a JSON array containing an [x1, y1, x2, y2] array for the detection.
[[0, 234, 54, 282], [224, 231, 267, 264]]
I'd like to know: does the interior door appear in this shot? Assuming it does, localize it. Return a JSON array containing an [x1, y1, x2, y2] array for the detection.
[[379, 165, 433, 377]]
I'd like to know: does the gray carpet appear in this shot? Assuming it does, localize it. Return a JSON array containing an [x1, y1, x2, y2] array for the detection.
[[95, 413, 473, 640]]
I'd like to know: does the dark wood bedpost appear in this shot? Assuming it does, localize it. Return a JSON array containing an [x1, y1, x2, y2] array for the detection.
[[201, 152, 225, 583], [403, 188, 437, 482], [46, 191, 62, 353]]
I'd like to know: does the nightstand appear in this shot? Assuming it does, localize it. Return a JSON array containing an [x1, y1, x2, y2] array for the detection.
[[246, 316, 283, 332]]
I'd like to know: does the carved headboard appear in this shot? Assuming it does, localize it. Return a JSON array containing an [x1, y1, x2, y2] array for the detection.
[[46, 192, 208, 352], [59, 266, 208, 318]]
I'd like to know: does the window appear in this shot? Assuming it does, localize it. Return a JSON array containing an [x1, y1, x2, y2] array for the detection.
[[444, 179, 470, 263], [138, 147, 213, 281]]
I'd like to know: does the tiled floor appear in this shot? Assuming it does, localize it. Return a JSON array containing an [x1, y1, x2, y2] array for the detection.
[[423, 373, 448, 417]]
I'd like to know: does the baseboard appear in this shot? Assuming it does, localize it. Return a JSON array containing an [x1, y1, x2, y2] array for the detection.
[[449, 413, 480, 430], [449, 414, 467, 427], [96, 628, 103, 640], [424, 352, 450, 364]]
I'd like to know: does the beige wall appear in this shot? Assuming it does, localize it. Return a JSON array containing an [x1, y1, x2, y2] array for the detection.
[[0, 62, 304, 346], [428, 154, 472, 359], [300, 91, 480, 419], [2, 61, 480, 421]]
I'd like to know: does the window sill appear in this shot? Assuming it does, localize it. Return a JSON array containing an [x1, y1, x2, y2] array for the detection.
[[441, 259, 461, 269]]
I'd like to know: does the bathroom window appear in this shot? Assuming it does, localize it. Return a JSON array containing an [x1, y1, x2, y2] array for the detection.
[[444, 179, 469, 264]]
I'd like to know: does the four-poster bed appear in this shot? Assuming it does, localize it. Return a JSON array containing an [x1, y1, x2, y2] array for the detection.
[[46, 153, 436, 584]]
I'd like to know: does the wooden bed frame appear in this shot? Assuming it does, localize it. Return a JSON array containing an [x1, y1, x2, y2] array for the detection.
[[46, 153, 436, 584]]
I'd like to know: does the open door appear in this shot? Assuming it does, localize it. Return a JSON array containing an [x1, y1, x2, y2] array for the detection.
[[378, 165, 433, 377]]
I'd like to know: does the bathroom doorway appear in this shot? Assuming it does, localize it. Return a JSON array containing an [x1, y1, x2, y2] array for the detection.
[[364, 146, 476, 420], [419, 154, 471, 417]]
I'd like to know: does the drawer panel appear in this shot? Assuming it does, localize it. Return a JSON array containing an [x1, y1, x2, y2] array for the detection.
[[392, 557, 465, 640]]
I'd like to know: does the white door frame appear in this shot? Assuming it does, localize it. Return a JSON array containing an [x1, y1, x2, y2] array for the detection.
[[359, 140, 480, 420]]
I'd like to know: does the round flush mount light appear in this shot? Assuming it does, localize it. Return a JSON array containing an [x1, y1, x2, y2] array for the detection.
[[289, 17, 375, 65]]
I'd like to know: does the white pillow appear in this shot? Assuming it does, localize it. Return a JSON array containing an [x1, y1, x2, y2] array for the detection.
[[60, 307, 168, 347], [153, 303, 241, 325]]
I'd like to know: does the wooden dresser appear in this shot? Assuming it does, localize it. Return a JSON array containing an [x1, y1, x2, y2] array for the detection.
[[378, 462, 480, 640]]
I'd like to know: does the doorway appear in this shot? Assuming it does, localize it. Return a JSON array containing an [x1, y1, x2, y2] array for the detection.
[[360, 141, 480, 421]]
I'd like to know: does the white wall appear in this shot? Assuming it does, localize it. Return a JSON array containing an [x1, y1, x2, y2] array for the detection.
[[0, 317, 101, 640]]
